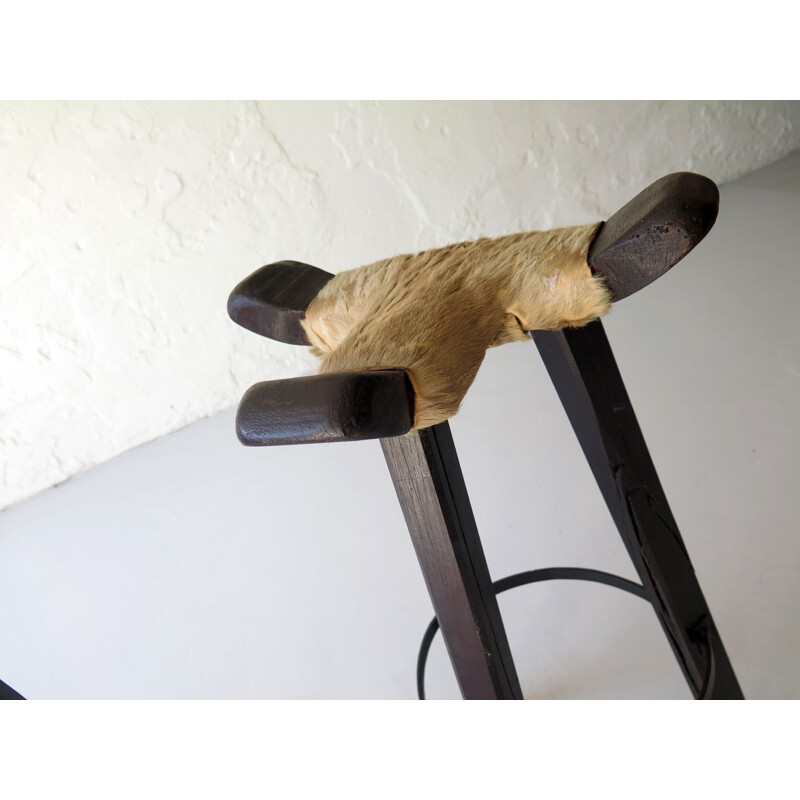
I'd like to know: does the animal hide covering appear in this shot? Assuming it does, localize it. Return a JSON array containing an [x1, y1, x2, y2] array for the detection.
[[302, 223, 611, 430]]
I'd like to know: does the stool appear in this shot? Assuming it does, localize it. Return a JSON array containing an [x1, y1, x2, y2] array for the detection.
[[227, 173, 744, 700]]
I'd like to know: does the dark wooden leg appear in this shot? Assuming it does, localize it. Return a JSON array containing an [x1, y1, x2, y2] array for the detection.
[[532, 321, 744, 699], [381, 423, 523, 700], [0, 678, 25, 700]]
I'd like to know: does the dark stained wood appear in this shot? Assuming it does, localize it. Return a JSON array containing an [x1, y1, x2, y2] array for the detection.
[[588, 172, 719, 301], [0, 678, 24, 700], [532, 321, 743, 699], [381, 423, 523, 700], [227, 261, 334, 345], [236, 369, 415, 446]]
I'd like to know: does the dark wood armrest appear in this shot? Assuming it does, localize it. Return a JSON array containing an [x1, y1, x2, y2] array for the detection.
[[588, 172, 719, 301], [227, 260, 333, 345], [236, 369, 415, 446]]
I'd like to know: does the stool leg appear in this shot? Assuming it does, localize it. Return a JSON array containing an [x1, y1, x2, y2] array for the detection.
[[381, 423, 523, 700], [532, 321, 744, 699]]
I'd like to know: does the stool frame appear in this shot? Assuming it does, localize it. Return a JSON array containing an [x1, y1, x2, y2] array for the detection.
[[385, 321, 743, 699], [227, 171, 745, 700]]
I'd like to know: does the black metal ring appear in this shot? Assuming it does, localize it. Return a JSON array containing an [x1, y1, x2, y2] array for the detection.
[[417, 567, 650, 700]]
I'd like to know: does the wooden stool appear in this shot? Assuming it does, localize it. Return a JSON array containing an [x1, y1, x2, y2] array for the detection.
[[228, 173, 744, 700]]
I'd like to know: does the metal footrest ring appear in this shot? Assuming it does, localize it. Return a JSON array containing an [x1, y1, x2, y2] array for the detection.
[[415, 566, 714, 700]]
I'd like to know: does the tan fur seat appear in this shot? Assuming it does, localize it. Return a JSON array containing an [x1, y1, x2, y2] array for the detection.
[[302, 223, 610, 429]]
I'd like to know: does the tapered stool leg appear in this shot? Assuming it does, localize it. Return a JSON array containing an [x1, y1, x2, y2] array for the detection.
[[532, 321, 743, 699], [381, 423, 523, 700]]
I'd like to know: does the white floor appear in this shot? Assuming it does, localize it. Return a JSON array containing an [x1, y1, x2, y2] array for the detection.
[[2, 154, 799, 699]]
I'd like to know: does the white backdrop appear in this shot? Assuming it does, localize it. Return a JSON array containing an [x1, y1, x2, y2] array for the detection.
[[0, 154, 798, 699], [2, 100, 799, 511]]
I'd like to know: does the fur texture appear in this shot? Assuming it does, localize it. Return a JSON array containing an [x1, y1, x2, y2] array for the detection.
[[302, 223, 611, 430]]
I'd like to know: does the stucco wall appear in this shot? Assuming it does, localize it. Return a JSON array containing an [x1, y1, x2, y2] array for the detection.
[[2, 100, 798, 510]]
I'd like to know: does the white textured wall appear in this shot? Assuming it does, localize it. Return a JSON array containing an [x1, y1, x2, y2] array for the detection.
[[2, 100, 798, 510]]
